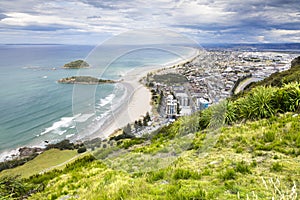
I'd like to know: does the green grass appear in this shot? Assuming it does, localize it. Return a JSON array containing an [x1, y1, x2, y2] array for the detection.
[[0, 149, 78, 178], [11, 113, 295, 199]]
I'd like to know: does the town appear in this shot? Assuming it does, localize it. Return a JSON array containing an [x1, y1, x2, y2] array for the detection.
[[121, 50, 299, 137]]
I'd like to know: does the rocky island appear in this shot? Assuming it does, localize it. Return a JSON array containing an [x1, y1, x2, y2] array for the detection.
[[58, 76, 116, 84], [62, 60, 89, 69]]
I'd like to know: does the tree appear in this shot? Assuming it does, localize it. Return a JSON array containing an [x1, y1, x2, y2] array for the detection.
[[77, 146, 87, 153], [123, 123, 132, 135], [145, 112, 151, 122], [134, 120, 139, 132], [138, 119, 143, 127], [177, 102, 181, 115], [143, 117, 148, 126]]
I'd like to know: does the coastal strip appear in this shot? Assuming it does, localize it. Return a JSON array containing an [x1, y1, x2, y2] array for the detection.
[[86, 48, 200, 140]]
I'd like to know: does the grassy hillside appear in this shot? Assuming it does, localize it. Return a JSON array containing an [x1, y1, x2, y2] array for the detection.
[[14, 113, 298, 199], [0, 149, 78, 179]]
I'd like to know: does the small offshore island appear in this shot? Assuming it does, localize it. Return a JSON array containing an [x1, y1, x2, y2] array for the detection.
[[62, 60, 89, 69], [58, 76, 116, 84]]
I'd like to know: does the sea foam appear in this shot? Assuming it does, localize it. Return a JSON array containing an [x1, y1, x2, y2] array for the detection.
[[38, 115, 78, 136], [98, 94, 115, 107]]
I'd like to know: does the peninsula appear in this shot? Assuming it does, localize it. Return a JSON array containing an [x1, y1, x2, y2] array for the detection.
[[62, 60, 89, 69], [58, 76, 115, 84]]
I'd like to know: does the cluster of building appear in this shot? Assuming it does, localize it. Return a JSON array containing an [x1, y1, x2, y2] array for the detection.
[[148, 50, 298, 120]]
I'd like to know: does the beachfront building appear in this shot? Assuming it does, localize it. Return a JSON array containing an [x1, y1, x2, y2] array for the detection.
[[175, 92, 192, 116], [166, 95, 177, 118], [197, 97, 210, 110], [175, 92, 190, 107]]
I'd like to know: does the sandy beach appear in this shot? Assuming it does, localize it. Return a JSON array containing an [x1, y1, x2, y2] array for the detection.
[[89, 47, 200, 139], [0, 48, 200, 162]]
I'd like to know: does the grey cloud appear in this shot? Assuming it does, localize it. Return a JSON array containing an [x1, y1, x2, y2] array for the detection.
[[87, 15, 101, 19], [83, 0, 122, 10], [0, 13, 8, 20]]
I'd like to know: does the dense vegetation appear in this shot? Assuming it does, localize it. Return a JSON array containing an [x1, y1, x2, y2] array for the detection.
[[152, 73, 188, 85], [0, 153, 38, 173], [58, 76, 116, 84], [1, 57, 300, 199], [63, 60, 89, 68], [2, 111, 299, 199]]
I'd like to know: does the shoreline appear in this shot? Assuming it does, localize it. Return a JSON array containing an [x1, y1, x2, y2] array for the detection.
[[0, 47, 200, 162], [84, 47, 200, 140]]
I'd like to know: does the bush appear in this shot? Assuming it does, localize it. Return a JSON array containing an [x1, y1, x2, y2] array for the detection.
[[172, 168, 201, 180], [46, 140, 75, 150], [77, 146, 87, 153], [274, 82, 300, 112], [198, 108, 212, 130], [146, 169, 165, 182], [0, 176, 39, 199], [270, 162, 283, 172], [236, 86, 277, 120], [235, 161, 251, 174], [263, 131, 276, 142], [220, 168, 236, 181], [224, 100, 237, 124], [118, 138, 144, 149], [0, 153, 39, 172]]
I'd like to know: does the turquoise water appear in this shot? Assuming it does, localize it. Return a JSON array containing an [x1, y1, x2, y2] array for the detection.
[[0, 44, 194, 160]]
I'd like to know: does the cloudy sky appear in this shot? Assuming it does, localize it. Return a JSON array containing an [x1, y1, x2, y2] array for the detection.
[[0, 0, 299, 44]]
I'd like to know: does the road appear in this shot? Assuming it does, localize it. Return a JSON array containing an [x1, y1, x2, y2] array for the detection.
[[234, 77, 262, 94]]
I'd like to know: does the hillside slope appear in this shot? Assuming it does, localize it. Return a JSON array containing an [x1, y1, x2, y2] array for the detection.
[[25, 113, 300, 199]]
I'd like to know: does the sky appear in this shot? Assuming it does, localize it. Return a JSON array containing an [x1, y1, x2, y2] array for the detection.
[[0, 0, 299, 44]]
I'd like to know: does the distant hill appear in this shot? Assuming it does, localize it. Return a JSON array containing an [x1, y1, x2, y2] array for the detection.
[[62, 60, 89, 69]]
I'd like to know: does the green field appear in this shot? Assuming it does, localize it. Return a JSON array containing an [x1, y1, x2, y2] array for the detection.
[[0, 149, 78, 178]]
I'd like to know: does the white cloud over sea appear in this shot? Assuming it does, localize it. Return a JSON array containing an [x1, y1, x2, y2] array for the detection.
[[0, 0, 299, 44]]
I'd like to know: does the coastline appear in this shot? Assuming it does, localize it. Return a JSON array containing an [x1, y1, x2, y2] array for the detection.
[[0, 47, 200, 162], [85, 47, 200, 140]]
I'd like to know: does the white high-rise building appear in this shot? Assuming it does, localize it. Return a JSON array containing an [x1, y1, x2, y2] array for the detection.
[[166, 95, 177, 117]]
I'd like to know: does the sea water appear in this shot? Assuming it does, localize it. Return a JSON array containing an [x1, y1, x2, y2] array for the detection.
[[0, 44, 194, 160]]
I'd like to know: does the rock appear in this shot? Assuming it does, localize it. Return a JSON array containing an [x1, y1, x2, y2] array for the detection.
[[62, 60, 89, 69], [18, 147, 43, 158]]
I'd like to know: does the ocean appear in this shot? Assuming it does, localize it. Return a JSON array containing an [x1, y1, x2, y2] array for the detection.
[[0, 44, 195, 160]]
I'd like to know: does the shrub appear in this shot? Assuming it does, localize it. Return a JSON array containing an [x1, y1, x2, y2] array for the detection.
[[275, 82, 300, 112], [235, 147, 243, 153], [146, 169, 165, 182], [224, 180, 239, 194], [263, 131, 276, 142], [77, 146, 87, 153], [0, 153, 39, 172], [118, 138, 144, 149], [198, 108, 212, 130], [270, 162, 283, 172], [235, 161, 251, 174], [45, 140, 75, 150], [220, 168, 236, 181], [224, 100, 237, 124], [172, 168, 201, 180], [0, 176, 36, 198], [236, 86, 277, 120]]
